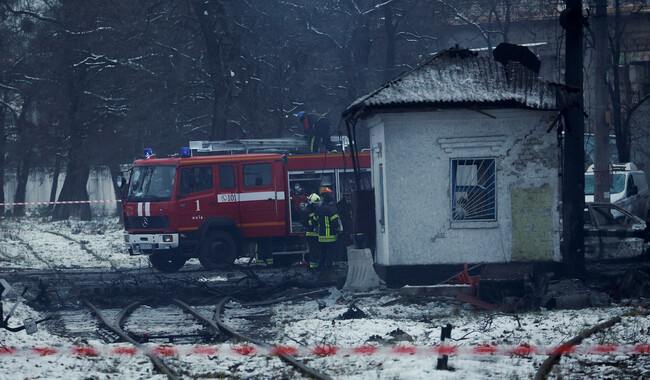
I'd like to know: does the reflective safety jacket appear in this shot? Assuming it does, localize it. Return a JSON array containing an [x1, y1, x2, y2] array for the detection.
[[316, 202, 342, 242], [302, 113, 330, 136], [302, 205, 319, 237], [303, 113, 332, 153]]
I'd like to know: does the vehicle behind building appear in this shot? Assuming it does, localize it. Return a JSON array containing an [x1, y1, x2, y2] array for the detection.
[[584, 202, 649, 260], [120, 142, 371, 272], [585, 162, 649, 219]]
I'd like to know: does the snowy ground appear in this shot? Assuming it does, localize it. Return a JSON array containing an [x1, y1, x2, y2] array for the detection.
[[0, 216, 205, 271], [1, 216, 649, 379]]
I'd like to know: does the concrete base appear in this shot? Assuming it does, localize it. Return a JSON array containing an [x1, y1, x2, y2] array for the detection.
[[374, 263, 476, 287], [343, 248, 383, 292], [398, 284, 473, 297], [374, 262, 561, 288]]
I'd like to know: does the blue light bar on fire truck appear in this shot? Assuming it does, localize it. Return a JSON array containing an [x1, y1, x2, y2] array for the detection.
[[180, 147, 191, 158], [143, 148, 153, 158]]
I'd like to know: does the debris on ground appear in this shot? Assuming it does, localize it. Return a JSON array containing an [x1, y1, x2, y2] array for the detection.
[[618, 267, 650, 298], [399, 284, 473, 297], [366, 334, 388, 344], [388, 328, 413, 342], [337, 304, 367, 320], [443, 263, 480, 294], [541, 278, 612, 310], [478, 264, 535, 303], [456, 292, 497, 311]]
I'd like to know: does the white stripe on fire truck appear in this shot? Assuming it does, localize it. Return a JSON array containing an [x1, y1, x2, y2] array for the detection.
[[218, 191, 285, 203], [137, 202, 151, 217]]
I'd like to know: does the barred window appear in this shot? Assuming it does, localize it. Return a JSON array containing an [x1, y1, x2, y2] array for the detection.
[[451, 158, 496, 221]]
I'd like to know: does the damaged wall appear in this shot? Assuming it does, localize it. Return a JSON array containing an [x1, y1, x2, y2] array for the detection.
[[366, 108, 560, 267]]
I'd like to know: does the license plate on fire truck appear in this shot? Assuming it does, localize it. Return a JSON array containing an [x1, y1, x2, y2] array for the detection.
[[139, 243, 153, 250]]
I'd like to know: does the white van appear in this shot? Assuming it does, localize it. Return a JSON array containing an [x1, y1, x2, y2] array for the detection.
[[585, 163, 650, 218]]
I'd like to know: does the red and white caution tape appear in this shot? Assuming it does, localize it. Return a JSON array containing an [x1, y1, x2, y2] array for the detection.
[[1, 344, 649, 357], [0, 200, 122, 206]]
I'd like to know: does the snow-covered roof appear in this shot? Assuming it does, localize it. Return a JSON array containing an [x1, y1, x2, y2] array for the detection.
[[344, 49, 561, 120]]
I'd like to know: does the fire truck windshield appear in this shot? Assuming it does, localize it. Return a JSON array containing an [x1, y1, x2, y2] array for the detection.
[[127, 165, 176, 202]]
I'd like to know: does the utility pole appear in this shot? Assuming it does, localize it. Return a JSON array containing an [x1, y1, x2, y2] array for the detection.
[[593, 0, 610, 203], [560, 0, 585, 277]]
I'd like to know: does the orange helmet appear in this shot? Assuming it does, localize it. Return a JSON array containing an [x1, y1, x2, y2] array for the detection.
[[320, 187, 332, 196]]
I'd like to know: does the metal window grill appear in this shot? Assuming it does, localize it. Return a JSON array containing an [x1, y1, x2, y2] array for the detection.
[[451, 158, 496, 221]]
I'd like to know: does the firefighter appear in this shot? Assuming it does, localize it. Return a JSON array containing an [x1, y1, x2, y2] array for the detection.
[[303, 193, 321, 268], [254, 239, 274, 266], [291, 183, 307, 215], [298, 111, 332, 153], [319, 186, 334, 199], [315, 187, 342, 272]]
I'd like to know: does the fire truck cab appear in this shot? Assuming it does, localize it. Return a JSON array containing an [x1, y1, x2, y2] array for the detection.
[[121, 145, 371, 272]]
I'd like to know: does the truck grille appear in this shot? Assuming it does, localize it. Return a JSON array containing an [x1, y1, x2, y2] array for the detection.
[[125, 216, 169, 229]]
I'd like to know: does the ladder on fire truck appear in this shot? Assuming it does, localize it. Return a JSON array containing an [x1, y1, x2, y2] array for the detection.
[[189, 138, 311, 154]]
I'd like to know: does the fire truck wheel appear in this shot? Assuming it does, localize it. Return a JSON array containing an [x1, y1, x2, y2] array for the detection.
[[149, 252, 187, 273], [199, 230, 238, 270]]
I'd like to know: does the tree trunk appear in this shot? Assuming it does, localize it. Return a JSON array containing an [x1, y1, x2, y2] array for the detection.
[[623, 94, 650, 159], [0, 96, 6, 217], [54, 37, 91, 220], [109, 163, 124, 221], [191, 0, 236, 141], [348, 14, 371, 102], [0, 33, 5, 216], [621, 60, 633, 162], [211, 87, 230, 140], [13, 153, 32, 217], [12, 97, 34, 217], [593, 0, 610, 202], [610, 0, 631, 162], [503, 0, 511, 43], [384, 5, 397, 82], [47, 154, 62, 215], [53, 156, 91, 220]]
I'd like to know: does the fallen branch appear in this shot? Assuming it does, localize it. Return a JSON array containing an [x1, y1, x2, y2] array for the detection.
[[533, 315, 622, 380]]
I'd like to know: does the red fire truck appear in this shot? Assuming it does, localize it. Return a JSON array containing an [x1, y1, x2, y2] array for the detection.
[[120, 139, 371, 272]]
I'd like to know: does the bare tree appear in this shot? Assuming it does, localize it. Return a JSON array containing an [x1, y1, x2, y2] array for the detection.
[[607, 0, 650, 162]]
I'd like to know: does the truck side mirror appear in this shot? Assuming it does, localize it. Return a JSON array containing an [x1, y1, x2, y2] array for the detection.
[[117, 176, 127, 197]]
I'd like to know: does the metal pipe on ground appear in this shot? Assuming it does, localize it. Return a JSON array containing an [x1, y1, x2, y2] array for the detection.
[[84, 300, 179, 380], [213, 296, 333, 380]]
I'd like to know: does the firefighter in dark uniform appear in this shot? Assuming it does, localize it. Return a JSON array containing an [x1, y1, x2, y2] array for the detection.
[[315, 187, 341, 271], [298, 111, 332, 153], [302, 193, 321, 267]]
